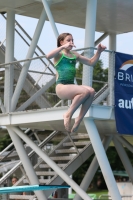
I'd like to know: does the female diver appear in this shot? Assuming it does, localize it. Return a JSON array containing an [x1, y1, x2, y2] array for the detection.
[[47, 33, 106, 133]]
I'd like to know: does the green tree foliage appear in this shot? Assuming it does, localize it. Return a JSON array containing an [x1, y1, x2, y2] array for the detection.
[[73, 146, 133, 190], [106, 146, 133, 170], [93, 60, 108, 92], [0, 134, 11, 151], [73, 154, 94, 185]]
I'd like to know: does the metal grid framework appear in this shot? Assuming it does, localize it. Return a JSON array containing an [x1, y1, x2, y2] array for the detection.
[[0, 14, 56, 86], [1, 1, 132, 200], [0, 13, 115, 111], [0, 48, 114, 110]]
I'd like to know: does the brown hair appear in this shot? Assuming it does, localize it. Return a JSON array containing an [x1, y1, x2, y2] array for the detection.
[[57, 33, 72, 47]]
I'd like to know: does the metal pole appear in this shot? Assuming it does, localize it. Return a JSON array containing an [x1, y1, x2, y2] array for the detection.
[[0, 98, 5, 113], [84, 118, 121, 200], [0, 131, 57, 185], [16, 77, 56, 111], [0, 55, 52, 68], [11, 9, 47, 111], [108, 34, 116, 106], [93, 87, 109, 104], [0, 128, 30, 156], [66, 132, 79, 155], [74, 136, 112, 200], [113, 137, 133, 182], [41, 0, 59, 38], [7, 127, 47, 200], [116, 135, 133, 153], [95, 32, 108, 46], [82, 0, 97, 86], [4, 10, 15, 112], [109, 34, 116, 51], [11, 126, 92, 200]]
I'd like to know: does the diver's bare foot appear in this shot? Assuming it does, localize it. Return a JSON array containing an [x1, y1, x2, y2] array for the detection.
[[63, 113, 71, 132], [71, 118, 80, 133]]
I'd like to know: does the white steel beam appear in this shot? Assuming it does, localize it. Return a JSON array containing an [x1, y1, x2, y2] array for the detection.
[[84, 118, 121, 200], [74, 136, 112, 200], [10, 126, 92, 200], [41, 0, 59, 38], [0, 98, 5, 113], [11, 9, 47, 111], [7, 127, 47, 200], [16, 77, 56, 111], [14, 68, 51, 108], [0, 105, 113, 127], [113, 137, 133, 182], [82, 0, 97, 87], [4, 10, 15, 112], [115, 135, 133, 154], [93, 87, 109, 104], [95, 32, 108, 46]]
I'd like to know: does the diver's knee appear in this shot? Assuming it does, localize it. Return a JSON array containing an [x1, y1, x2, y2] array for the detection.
[[90, 88, 95, 96], [83, 88, 91, 98]]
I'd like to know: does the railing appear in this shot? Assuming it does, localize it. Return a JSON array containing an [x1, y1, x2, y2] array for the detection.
[[0, 13, 115, 109], [1, 14, 55, 75], [0, 12, 116, 200], [0, 130, 93, 200], [0, 47, 114, 109], [0, 130, 58, 185], [0, 43, 55, 88], [0, 14, 56, 109], [0, 14, 56, 88]]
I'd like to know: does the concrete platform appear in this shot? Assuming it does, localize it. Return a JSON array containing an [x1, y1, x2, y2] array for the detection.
[[0, 104, 133, 145], [0, 104, 113, 131], [0, 0, 133, 34]]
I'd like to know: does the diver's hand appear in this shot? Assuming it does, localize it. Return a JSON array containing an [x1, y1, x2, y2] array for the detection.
[[97, 43, 106, 53], [62, 42, 76, 49]]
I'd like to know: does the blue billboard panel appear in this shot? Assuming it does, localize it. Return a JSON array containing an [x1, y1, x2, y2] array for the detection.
[[115, 52, 133, 135]]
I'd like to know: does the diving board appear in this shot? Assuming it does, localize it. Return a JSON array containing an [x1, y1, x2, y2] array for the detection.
[[0, 185, 70, 194]]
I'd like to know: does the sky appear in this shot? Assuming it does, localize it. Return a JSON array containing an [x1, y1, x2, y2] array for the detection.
[[15, 14, 133, 56]]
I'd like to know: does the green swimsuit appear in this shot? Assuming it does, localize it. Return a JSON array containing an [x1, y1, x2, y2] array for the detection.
[[55, 52, 77, 85]]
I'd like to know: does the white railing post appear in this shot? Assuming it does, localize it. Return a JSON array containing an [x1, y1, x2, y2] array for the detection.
[[108, 33, 116, 106], [108, 51, 115, 106]]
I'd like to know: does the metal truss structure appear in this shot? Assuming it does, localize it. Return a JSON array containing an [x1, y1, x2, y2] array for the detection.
[[0, 1, 133, 200]]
